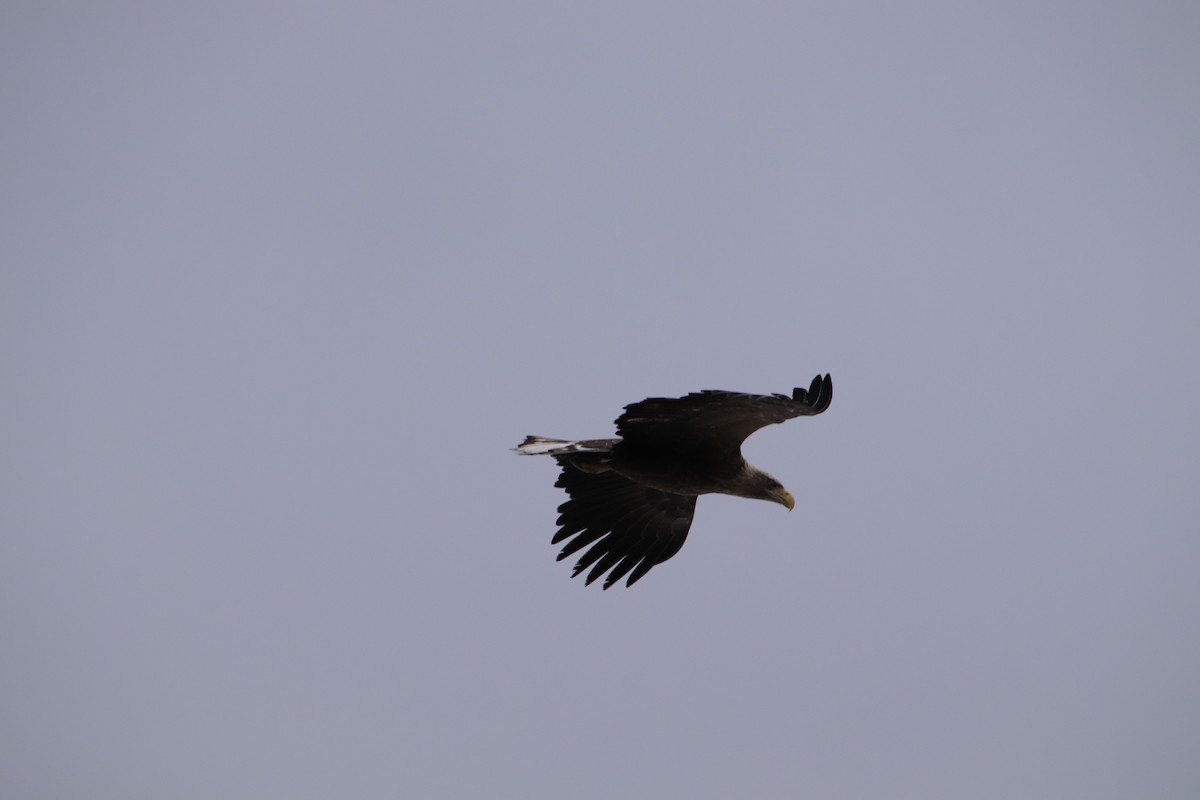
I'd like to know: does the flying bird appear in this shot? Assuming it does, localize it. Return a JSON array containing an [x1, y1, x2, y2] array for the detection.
[[515, 373, 832, 589]]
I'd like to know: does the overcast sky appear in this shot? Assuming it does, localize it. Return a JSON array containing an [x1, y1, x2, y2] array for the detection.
[[3, 3, 1198, 798]]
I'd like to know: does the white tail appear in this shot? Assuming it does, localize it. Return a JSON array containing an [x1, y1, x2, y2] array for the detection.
[[513, 436, 612, 456]]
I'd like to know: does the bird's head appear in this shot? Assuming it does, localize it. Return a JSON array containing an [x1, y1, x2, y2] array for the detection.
[[743, 467, 795, 511]]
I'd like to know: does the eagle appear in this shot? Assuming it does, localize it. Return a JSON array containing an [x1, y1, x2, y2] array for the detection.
[[515, 373, 832, 589]]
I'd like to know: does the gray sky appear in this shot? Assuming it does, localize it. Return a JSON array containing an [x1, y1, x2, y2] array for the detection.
[[3, 3, 1198, 798]]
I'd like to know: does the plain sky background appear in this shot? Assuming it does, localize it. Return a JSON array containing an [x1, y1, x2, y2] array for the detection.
[[3, 3, 1198, 798]]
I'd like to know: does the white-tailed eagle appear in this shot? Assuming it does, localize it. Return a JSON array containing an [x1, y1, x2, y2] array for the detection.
[[515, 374, 832, 588]]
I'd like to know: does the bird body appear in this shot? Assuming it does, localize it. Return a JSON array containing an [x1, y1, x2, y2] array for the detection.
[[516, 374, 832, 589]]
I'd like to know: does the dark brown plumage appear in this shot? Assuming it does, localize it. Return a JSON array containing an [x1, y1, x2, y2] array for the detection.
[[515, 374, 832, 588]]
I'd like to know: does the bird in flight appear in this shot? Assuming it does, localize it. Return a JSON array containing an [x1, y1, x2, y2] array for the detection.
[[515, 374, 832, 589]]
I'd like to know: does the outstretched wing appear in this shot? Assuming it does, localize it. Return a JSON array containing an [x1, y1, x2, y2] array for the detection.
[[551, 465, 696, 589], [615, 373, 832, 449]]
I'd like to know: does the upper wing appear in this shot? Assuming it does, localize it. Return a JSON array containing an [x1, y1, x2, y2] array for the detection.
[[615, 373, 832, 449], [551, 465, 696, 589]]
